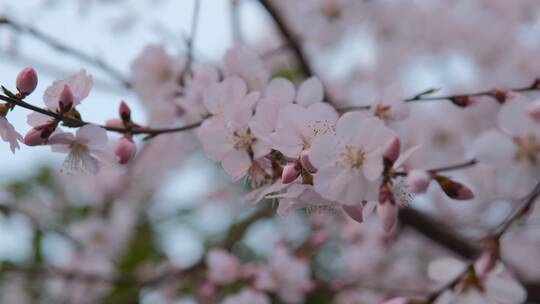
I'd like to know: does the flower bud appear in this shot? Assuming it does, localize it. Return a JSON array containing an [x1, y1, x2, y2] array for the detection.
[[383, 136, 400, 163], [434, 175, 475, 200], [527, 102, 540, 123], [281, 162, 300, 184], [450, 95, 474, 107], [377, 201, 398, 232], [342, 202, 364, 223], [58, 85, 74, 113], [300, 150, 317, 173], [23, 127, 46, 146], [119, 101, 131, 123], [16, 67, 38, 95], [476, 237, 500, 275], [114, 135, 136, 164], [406, 169, 431, 193], [490, 89, 508, 104]]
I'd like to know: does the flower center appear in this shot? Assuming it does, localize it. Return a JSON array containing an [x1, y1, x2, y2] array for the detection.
[[341, 146, 365, 169], [514, 135, 540, 164], [233, 129, 254, 151], [304, 120, 335, 149]]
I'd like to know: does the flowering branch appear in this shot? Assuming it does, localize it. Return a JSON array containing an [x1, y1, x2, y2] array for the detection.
[[422, 182, 540, 303], [339, 79, 540, 112], [0, 93, 202, 136], [0, 16, 131, 88]]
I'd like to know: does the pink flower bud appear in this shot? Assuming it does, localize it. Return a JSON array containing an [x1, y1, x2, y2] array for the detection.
[[281, 162, 300, 184], [105, 119, 124, 129], [476, 237, 500, 275], [300, 150, 317, 173], [383, 136, 400, 163], [119, 101, 131, 123], [342, 203, 364, 223], [527, 102, 540, 123], [114, 136, 136, 164], [23, 127, 46, 146], [377, 201, 398, 232], [58, 85, 74, 113], [406, 169, 431, 193], [16, 67, 38, 95]]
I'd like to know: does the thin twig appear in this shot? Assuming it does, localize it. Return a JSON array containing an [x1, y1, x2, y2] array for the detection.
[[0, 16, 131, 88], [0, 94, 202, 136]]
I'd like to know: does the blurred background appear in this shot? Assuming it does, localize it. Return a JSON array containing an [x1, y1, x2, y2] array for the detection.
[[1, 1, 540, 303]]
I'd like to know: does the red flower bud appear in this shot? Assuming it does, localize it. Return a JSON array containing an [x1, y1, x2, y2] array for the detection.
[[434, 175, 475, 200], [383, 136, 400, 163], [119, 101, 131, 123]]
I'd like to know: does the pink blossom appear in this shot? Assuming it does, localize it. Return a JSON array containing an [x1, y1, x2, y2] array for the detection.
[[0, 117, 23, 153], [48, 124, 108, 175], [371, 84, 409, 124], [254, 245, 313, 303], [223, 46, 269, 91], [310, 112, 395, 205], [43, 69, 93, 112], [474, 95, 540, 196], [428, 257, 526, 304], [205, 248, 240, 285], [197, 77, 266, 180], [220, 288, 270, 304], [270, 102, 338, 159]]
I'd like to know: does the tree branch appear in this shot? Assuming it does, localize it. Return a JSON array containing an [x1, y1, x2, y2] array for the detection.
[[0, 16, 131, 88]]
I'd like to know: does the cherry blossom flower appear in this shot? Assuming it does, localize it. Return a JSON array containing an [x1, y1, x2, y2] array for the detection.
[[205, 249, 240, 285], [197, 77, 266, 181], [130, 44, 186, 102], [270, 102, 338, 159], [310, 112, 395, 205], [48, 124, 108, 175], [0, 117, 23, 153], [223, 46, 269, 91], [220, 288, 270, 304], [254, 245, 314, 303], [428, 257, 526, 304], [474, 95, 540, 196], [42, 69, 93, 112], [371, 84, 409, 124]]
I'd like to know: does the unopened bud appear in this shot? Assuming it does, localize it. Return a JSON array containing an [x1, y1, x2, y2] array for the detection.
[[300, 150, 317, 173], [342, 202, 364, 223], [23, 127, 47, 146], [119, 101, 131, 123], [450, 95, 474, 107], [434, 175, 475, 200], [383, 136, 400, 163], [406, 169, 431, 193], [58, 85, 74, 113], [281, 162, 300, 184], [527, 102, 540, 123], [490, 89, 508, 104], [16, 67, 38, 95], [114, 135, 136, 164], [377, 201, 398, 232], [476, 237, 500, 275]]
